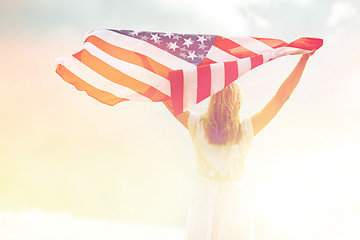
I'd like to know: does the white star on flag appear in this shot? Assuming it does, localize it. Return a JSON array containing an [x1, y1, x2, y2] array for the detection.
[[187, 51, 197, 60], [197, 35, 206, 44], [141, 35, 149, 41], [205, 35, 213, 40], [150, 33, 161, 43], [168, 42, 179, 51], [163, 32, 173, 39], [198, 54, 205, 60], [183, 38, 194, 48], [179, 52, 187, 58], [129, 30, 141, 36], [198, 43, 206, 50]]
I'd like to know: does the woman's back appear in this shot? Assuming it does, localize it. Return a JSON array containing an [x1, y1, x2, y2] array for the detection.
[[188, 111, 254, 181], [185, 111, 255, 240]]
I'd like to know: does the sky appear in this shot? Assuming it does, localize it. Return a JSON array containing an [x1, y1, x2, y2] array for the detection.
[[0, 0, 360, 239]]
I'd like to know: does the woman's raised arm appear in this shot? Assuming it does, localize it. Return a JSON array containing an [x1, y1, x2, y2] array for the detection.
[[251, 53, 313, 136]]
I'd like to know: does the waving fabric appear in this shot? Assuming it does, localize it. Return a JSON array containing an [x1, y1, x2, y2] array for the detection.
[[56, 29, 323, 115]]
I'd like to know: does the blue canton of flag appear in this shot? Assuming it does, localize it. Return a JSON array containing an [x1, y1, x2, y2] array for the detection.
[[110, 29, 216, 66]]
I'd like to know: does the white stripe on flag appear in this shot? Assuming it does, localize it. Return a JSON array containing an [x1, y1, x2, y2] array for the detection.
[[183, 67, 198, 110], [206, 46, 240, 63], [63, 56, 152, 102], [261, 52, 271, 63], [210, 63, 225, 95], [228, 37, 274, 55], [83, 42, 171, 96], [236, 58, 252, 78], [86, 29, 194, 70], [271, 46, 311, 58]]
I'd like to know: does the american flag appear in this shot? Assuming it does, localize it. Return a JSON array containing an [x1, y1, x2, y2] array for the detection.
[[56, 29, 323, 115]]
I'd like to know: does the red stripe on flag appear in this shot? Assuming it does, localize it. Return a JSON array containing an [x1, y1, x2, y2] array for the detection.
[[252, 37, 288, 49], [85, 35, 172, 80], [251, 55, 264, 69], [144, 87, 170, 102], [200, 58, 216, 66], [73, 51, 82, 61], [76, 49, 168, 102], [213, 36, 257, 59], [287, 37, 323, 51], [56, 64, 129, 106], [169, 70, 184, 116], [224, 61, 239, 87], [197, 65, 212, 103]]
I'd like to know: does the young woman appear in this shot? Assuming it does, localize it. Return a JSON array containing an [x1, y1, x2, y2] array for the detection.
[[167, 52, 313, 240]]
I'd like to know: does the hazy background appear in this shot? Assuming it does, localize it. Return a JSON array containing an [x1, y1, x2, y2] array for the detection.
[[0, 0, 359, 239]]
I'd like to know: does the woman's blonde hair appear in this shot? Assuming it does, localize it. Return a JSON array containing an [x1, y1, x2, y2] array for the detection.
[[201, 82, 243, 145]]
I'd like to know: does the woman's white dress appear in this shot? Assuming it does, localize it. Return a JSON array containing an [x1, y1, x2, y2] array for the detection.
[[185, 112, 254, 240]]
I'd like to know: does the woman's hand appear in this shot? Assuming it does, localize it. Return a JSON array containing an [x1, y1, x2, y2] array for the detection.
[[301, 51, 315, 60]]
